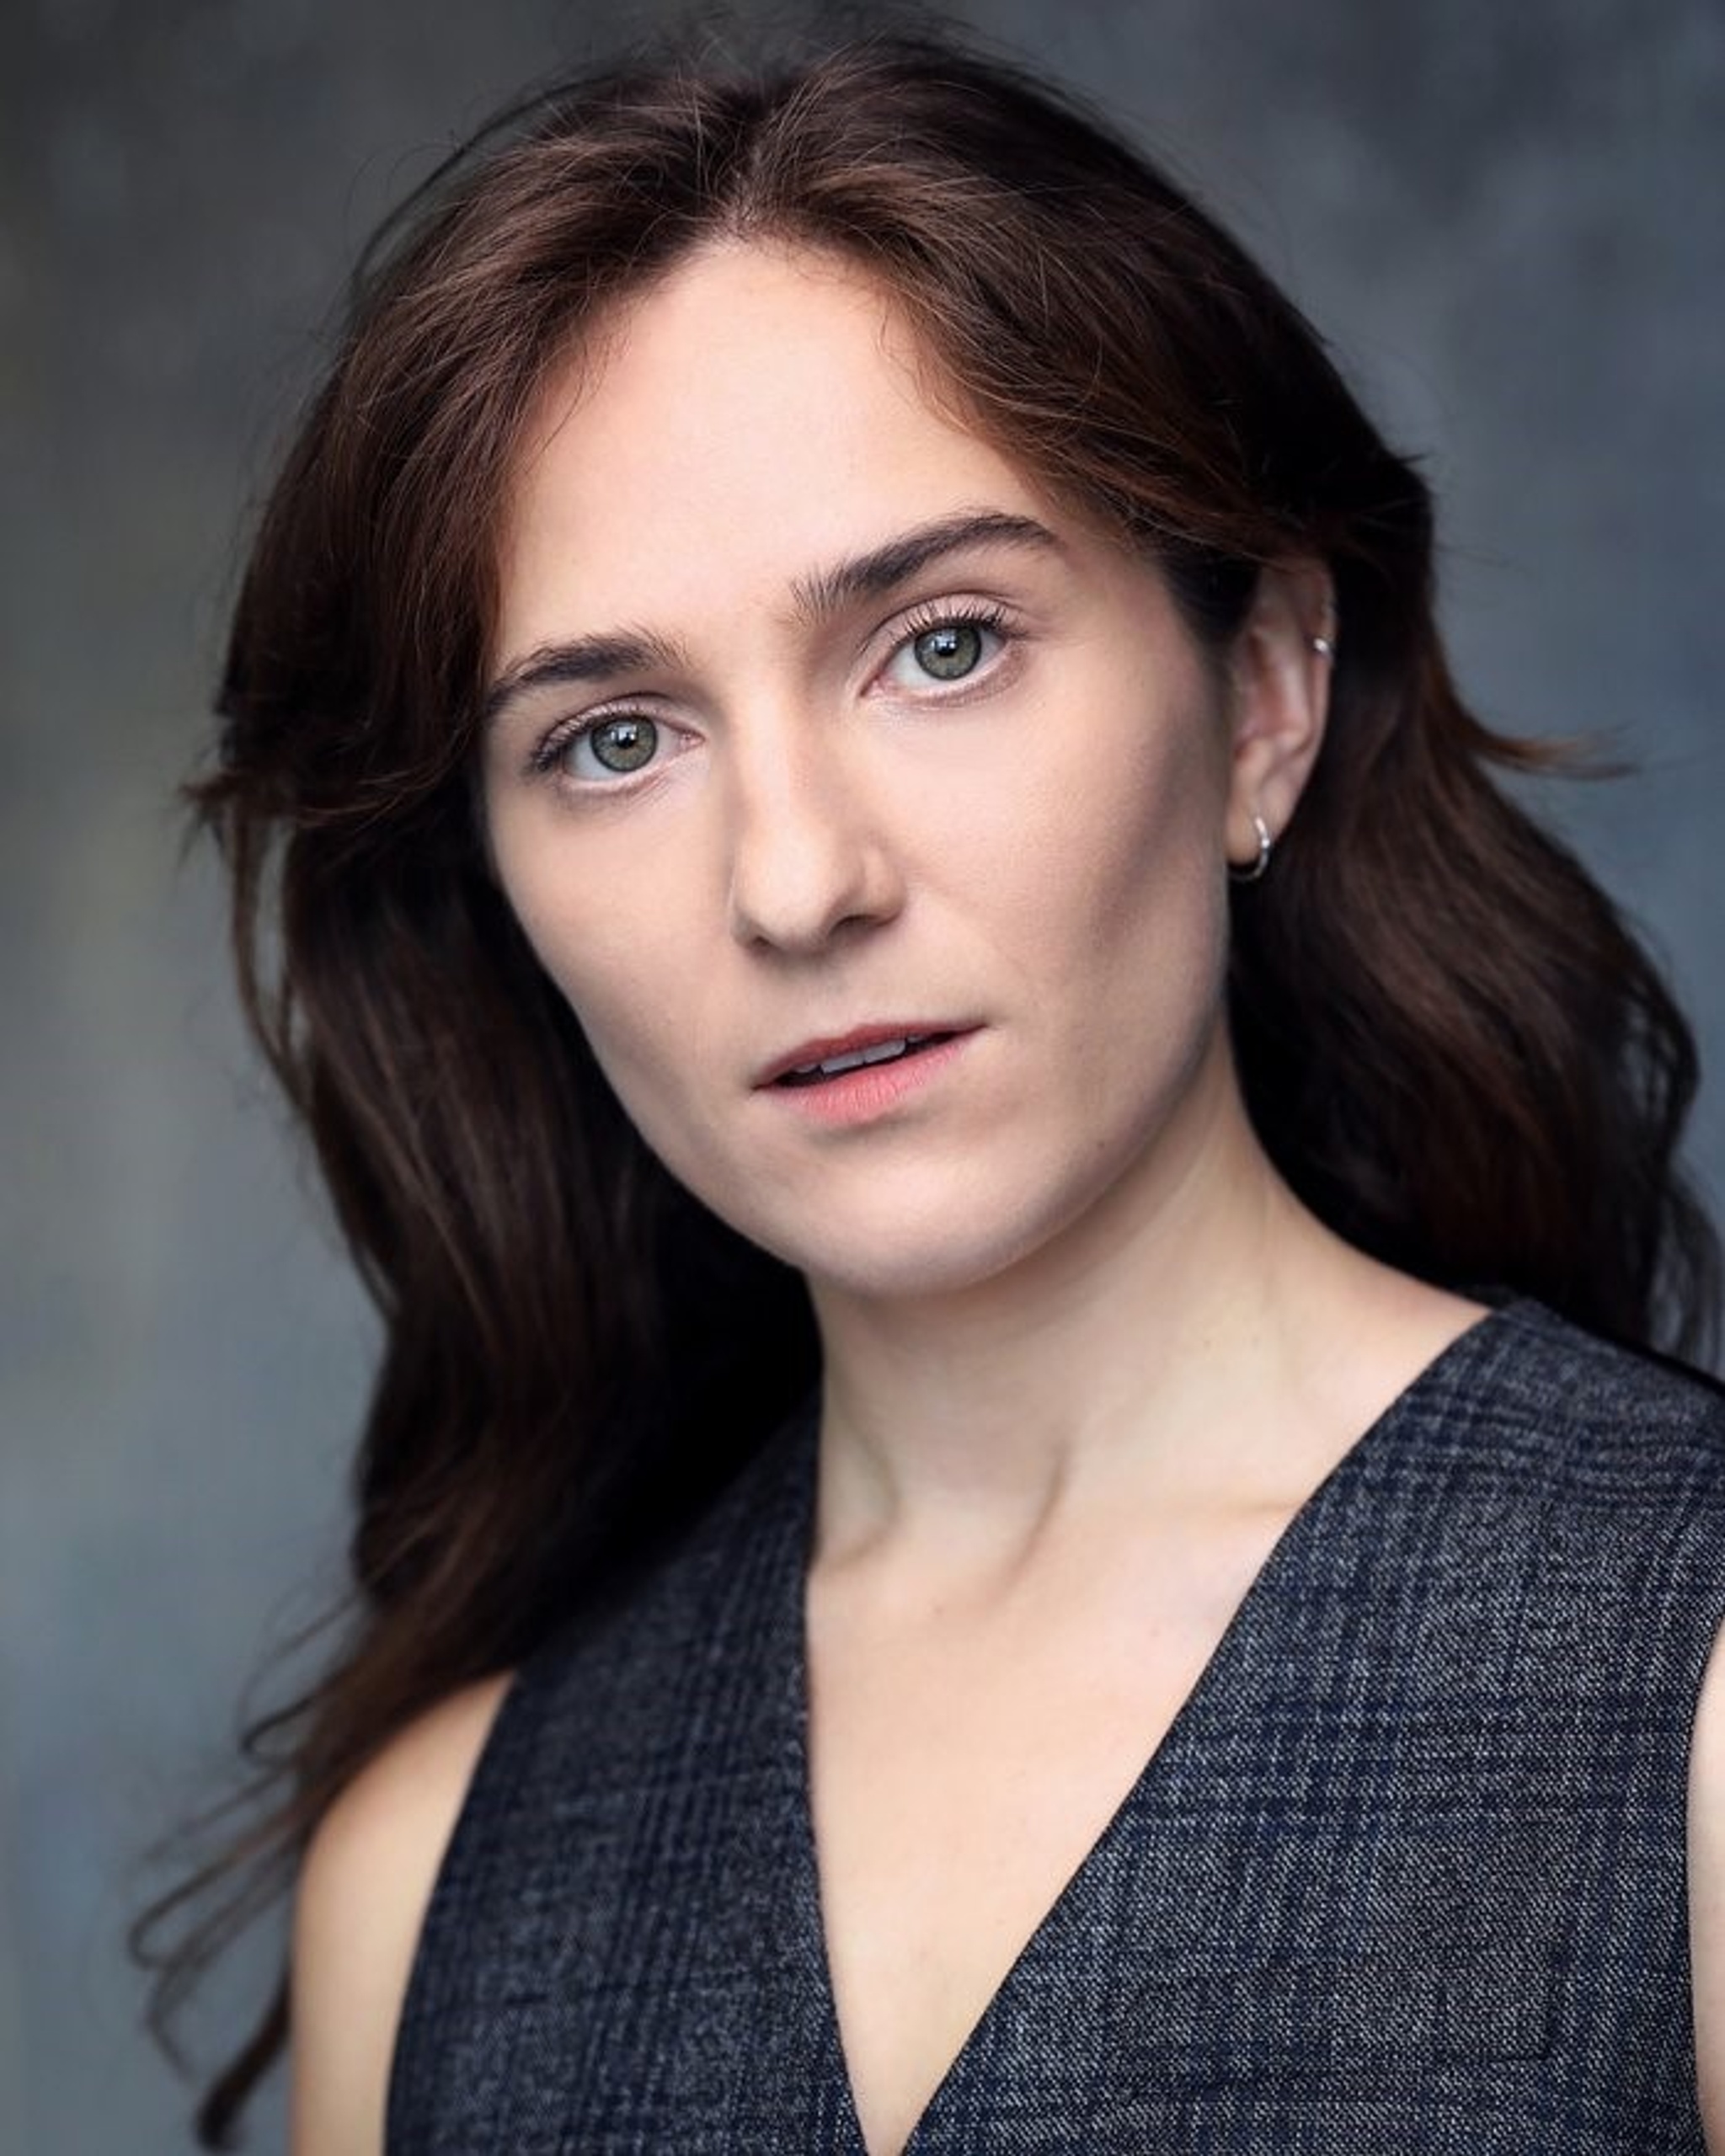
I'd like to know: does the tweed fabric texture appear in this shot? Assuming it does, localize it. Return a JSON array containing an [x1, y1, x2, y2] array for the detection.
[[387, 1304, 1725, 2152]]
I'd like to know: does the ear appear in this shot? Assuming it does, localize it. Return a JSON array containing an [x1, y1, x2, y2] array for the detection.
[[1222, 560, 1333, 873]]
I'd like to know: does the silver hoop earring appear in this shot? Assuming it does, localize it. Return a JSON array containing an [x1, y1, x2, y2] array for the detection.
[[1311, 633, 1334, 659], [1230, 812, 1274, 885]]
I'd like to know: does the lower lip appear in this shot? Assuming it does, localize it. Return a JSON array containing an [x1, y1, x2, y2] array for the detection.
[[763, 1033, 975, 1128]]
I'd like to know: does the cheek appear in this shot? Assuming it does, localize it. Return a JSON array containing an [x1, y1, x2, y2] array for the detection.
[[1005, 696, 1235, 1106], [948, 683, 1227, 958], [489, 830, 683, 1084]]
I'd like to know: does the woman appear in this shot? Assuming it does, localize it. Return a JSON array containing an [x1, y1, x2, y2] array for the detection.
[[143, 27, 1725, 2155]]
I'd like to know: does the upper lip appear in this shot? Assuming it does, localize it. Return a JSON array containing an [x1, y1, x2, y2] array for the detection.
[[754, 1022, 974, 1088]]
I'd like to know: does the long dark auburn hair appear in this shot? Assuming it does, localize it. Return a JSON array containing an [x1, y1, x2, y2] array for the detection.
[[137, 22, 1718, 2143]]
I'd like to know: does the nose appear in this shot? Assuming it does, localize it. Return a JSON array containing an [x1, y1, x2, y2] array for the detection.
[[724, 719, 905, 953]]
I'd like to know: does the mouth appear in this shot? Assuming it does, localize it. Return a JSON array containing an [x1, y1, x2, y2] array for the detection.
[[760, 1026, 968, 1090]]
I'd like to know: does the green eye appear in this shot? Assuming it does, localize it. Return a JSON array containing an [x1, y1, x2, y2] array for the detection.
[[912, 624, 985, 680], [585, 715, 659, 774]]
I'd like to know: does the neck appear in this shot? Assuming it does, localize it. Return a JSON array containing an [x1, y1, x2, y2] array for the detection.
[[807, 1054, 1464, 1567]]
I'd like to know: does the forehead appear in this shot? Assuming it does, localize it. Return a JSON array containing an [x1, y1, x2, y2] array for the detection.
[[494, 241, 1055, 643]]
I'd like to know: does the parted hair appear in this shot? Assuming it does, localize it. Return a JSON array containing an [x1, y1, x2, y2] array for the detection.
[[137, 24, 1717, 2143]]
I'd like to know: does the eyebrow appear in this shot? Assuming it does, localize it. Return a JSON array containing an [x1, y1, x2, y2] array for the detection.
[[482, 627, 688, 727], [482, 509, 1062, 727], [788, 510, 1063, 619]]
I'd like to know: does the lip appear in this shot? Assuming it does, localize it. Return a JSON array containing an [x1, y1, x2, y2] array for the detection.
[[759, 1027, 978, 1128], [753, 1022, 975, 1091]]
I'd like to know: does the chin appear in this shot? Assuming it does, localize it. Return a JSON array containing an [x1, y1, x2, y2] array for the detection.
[[724, 1176, 1105, 1309]]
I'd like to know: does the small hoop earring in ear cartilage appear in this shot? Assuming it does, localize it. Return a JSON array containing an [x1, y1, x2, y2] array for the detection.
[[1311, 633, 1335, 659], [1230, 812, 1274, 885]]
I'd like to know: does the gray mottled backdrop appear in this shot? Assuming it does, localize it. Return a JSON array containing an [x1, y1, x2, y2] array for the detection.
[[3, 1, 1721, 2148]]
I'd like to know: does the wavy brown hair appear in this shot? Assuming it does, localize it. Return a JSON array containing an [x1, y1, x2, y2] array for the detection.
[[136, 23, 1718, 2143]]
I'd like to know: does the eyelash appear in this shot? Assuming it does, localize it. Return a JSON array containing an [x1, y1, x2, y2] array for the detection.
[[525, 702, 675, 783], [523, 596, 1023, 787], [895, 597, 1012, 643], [879, 600, 1015, 690]]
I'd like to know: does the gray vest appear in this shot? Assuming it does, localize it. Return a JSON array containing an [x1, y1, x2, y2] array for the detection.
[[388, 1302, 1725, 2152]]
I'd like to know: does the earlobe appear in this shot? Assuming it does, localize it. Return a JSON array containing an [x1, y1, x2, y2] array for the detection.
[[1224, 560, 1334, 874]]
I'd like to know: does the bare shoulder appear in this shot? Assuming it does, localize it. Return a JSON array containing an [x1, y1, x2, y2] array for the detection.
[[1690, 1629, 1725, 2154], [290, 1673, 513, 2156]]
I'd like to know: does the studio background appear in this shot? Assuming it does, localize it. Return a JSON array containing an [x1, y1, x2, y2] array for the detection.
[[3, 1, 1721, 2148]]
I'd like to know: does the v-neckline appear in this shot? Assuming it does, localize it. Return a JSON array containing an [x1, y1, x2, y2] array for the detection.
[[780, 1301, 1519, 2155]]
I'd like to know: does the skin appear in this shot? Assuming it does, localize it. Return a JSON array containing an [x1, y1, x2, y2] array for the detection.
[[290, 241, 1725, 2156], [483, 260, 1241, 1311]]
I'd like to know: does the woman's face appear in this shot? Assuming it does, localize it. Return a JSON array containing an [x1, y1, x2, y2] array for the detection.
[[482, 241, 1265, 1303]]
